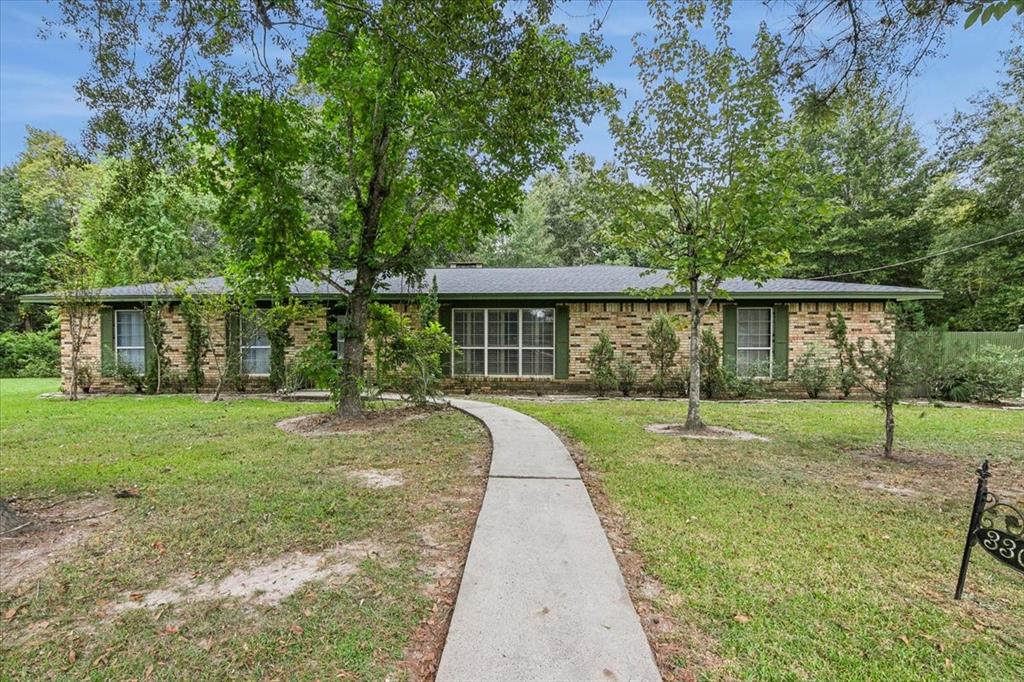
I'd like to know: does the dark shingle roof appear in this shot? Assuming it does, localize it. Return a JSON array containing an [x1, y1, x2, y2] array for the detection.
[[21, 265, 942, 303]]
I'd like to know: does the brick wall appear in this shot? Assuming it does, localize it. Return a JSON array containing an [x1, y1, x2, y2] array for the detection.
[[567, 300, 724, 380], [60, 303, 330, 393], [787, 301, 892, 373], [59, 299, 894, 394]]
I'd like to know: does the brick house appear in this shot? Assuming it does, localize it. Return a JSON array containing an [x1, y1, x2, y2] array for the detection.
[[22, 265, 940, 394]]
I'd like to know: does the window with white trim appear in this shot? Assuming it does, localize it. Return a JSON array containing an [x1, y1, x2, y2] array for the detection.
[[452, 307, 554, 377], [736, 307, 773, 378], [115, 309, 145, 372], [240, 315, 271, 375]]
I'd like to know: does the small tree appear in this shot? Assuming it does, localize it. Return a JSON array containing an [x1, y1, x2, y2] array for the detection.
[[793, 345, 831, 398], [646, 313, 680, 397], [606, 2, 818, 430], [51, 248, 99, 400], [588, 330, 617, 397], [143, 301, 170, 394], [827, 306, 913, 458], [616, 354, 639, 397]]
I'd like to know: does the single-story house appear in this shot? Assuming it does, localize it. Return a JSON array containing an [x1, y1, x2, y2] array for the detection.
[[22, 264, 941, 394]]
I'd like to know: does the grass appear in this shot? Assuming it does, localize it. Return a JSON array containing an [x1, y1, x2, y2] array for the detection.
[[0, 378, 489, 679], [490, 397, 1024, 681]]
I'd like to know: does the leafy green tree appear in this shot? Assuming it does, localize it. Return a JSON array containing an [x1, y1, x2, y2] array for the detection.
[[923, 32, 1024, 330], [468, 155, 630, 267], [587, 330, 616, 396], [470, 189, 560, 267], [0, 130, 91, 330], [77, 159, 221, 286], [193, 4, 606, 416], [607, 1, 817, 430], [786, 86, 933, 286], [827, 306, 914, 458]]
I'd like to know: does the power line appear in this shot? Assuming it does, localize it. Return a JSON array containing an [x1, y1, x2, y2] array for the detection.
[[808, 228, 1024, 281]]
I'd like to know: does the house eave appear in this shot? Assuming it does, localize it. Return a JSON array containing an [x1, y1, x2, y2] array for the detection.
[[22, 289, 943, 305]]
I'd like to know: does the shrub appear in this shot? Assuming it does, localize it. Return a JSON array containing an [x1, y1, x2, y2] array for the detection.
[[793, 346, 831, 398], [927, 344, 1024, 403], [293, 331, 341, 395], [0, 330, 60, 378], [75, 362, 97, 393], [672, 369, 690, 397], [587, 330, 616, 396], [616, 354, 638, 397], [368, 304, 451, 406], [698, 328, 727, 399], [725, 364, 772, 399], [646, 313, 679, 397], [114, 362, 145, 393], [163, 370, 189, 393]]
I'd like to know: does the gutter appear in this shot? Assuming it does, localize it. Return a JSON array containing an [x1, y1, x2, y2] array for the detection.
[[21, 289, 944, 305]]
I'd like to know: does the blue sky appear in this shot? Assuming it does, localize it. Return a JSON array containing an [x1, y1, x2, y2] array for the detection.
[[0, 0, 1018, 166]]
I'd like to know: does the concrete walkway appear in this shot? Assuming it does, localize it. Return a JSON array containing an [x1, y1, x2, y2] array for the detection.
[[437, 398, 660, 682]]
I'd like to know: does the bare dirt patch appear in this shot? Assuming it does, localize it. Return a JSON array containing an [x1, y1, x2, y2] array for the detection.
[[346, 468, 405, 489], [277, 405, 440, 437], [109, 539, 383, 614], [646, 423, 770, 442], [859, 480, 920, 497], [552, 429, 727, 682], [0, 498, 117, 594]]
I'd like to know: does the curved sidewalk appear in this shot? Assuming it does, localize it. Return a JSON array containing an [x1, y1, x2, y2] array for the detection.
[[437, 398, 660, 682]]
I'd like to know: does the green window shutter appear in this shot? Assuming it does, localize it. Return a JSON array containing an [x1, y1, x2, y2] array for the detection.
[[722, 305, 737, 373], [555, 306, 570, 379], [225, 311, 240, 377], [438, 304, 452, 376], [773, 304, 790, 380], [100, 308, 114, 376]]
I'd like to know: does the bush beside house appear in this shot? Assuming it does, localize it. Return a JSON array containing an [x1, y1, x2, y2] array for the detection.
[[0, 330, 60, 377]]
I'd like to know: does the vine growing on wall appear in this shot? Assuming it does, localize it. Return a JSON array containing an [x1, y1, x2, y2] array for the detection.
[[179, 294, 210, 392], [144, 301, 170, 394], [267, 314, 292, 392]]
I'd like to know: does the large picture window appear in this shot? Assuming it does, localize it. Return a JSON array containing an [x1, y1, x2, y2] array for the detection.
[[736, 307, 772, 377], [240, 315, 271, 375], [115, 309, 145, 372], [452, 307, 554, 377]]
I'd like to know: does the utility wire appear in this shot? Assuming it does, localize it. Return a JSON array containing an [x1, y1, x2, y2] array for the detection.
[[808, 228, 1024, 280]]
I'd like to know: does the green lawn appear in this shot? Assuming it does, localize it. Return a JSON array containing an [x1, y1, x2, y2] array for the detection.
[[491, 397, 1024, 681], [0, 379, 489, 679]]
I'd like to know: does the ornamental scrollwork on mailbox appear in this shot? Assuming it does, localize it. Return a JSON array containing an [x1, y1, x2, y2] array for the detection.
[[955, 460, 1024, 600]]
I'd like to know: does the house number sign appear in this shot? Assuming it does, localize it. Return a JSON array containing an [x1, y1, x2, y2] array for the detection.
[[954, 460, 1024, 600]]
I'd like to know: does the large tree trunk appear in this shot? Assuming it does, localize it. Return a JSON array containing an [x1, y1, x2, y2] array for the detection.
[[685, 282, 704, 431], [883, 399, 895, 458], [337, 266, 376, 419]]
